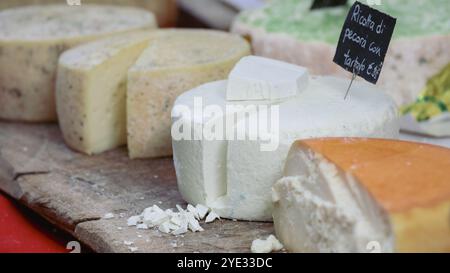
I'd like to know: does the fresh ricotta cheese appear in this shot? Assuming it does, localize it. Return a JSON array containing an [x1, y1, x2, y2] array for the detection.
[[172, 73, 399, 221], [227, 56, 309, 101]]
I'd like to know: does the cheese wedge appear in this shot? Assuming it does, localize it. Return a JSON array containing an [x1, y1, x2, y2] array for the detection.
[[0, 5, 156, 122], [127, 29, 251, 159], [56, 32, 153, 155], [227, 56, 309, 101], [0, 0, 177, 27], [172, 75, 399, 221], [273, 138, 450, 253]]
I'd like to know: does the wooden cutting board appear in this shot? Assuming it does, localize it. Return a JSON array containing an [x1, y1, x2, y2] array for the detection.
[[0, 122, 273, 253]]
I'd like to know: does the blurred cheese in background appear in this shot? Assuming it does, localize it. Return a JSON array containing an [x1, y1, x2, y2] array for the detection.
[[273, 138, 450, 252], [0, 0, 177, 27], [0, 5, 156, 122], [178, 0, 268, 30], [232, 0, 450, 107]]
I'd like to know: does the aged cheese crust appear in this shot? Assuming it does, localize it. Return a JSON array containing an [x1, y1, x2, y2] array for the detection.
[[127, 29, 251, 159], [0, 0, 177, 27], [232, 0, 450, 106], [56, 32, 153, 155], [273, 138, 450, 252], [0, 5, 156, 122]]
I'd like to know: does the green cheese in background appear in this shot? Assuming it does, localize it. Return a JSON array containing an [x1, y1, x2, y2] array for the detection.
[[238, 0, 450, 44], [402, 63, 450, 121]]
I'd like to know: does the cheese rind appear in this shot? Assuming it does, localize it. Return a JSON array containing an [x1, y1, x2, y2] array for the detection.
[[0, 5, 156, 122], [172, 76, 399, 221], [56, 32, 153, 155], [226, 56, 309, 101], [127, 29, 251, 159], [273, 138, 450, 252]]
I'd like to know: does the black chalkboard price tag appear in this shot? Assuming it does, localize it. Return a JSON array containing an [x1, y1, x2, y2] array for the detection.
[[311, 0, 347, 10], [333, 1, 396, 85]]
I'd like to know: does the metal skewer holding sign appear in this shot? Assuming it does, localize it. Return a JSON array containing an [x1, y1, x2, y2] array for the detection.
[[332, 1, 397, 99]]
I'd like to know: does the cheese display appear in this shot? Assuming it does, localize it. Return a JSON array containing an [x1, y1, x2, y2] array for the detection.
[[273, 138, 450, 253], [127, 30, 250, 159], [0, 0, 177, 27], [0, 5, 156, 122], [56, 32, 153, 155], [227, 56, 309, 101], [232, 0, 450, 106], [172, 62, 399, 221]]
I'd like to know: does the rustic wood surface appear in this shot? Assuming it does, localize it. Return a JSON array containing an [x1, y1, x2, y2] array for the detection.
[[0, 122, 274, 253]]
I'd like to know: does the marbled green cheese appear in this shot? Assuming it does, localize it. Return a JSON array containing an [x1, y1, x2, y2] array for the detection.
[[237, 0, 450, 44], [0, 5, 156, 122]]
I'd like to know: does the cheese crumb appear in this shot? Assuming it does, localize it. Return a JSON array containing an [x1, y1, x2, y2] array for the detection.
[[128, 246, 139, 252], [251, 235, 284, 253], [125, 204, 218, 237], [205, 211, 220, 223], [103, 213, 115, 219]]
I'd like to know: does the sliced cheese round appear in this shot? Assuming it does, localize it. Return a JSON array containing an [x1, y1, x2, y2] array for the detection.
[[56, 32, 154, 155], [127, 29, 251, 159], [0, 0, 177, 27], [0, 5, 156, 122], [273, 138, 450, 252], [172, 76, 399, 221]]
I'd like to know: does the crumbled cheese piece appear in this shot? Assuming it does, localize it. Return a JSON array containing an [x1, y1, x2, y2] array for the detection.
[[128, 246, 139, 252], [205, 211, 220, 223], [124, 241, 134, 246], [103, 213, 115, 219], [136, 224, 148, 230], [196, 204, 210, 220], [127, 215, 141, 226], [125, 204, 219, 236], [187, 204, 199, 219], [251, 235, 284, 253]]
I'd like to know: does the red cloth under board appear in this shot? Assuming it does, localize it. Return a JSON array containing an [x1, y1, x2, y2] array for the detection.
[[0, 193, 69, 253]]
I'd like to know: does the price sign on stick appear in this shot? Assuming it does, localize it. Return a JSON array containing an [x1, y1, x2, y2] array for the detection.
[[333, 1, 396, 98]]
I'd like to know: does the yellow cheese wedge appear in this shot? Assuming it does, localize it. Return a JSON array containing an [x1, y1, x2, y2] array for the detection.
[[0, 5, 156, 122], [56, 32, 154, 155], [127, 29, 251, 159], [273, 138, 450, 253], [0, 0, 177, 27]]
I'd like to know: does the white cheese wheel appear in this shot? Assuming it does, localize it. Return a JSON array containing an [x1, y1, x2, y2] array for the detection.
[[0, 0, 177, 27], [172, 77, 399, 221], [56, 32, 153, 155], [0, 5, 156, 122], [127, 29, 251, 159]]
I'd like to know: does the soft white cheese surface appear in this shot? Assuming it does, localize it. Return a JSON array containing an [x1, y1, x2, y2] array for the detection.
[[226, 56, 309, 101], [172, 76, 399, 221]]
